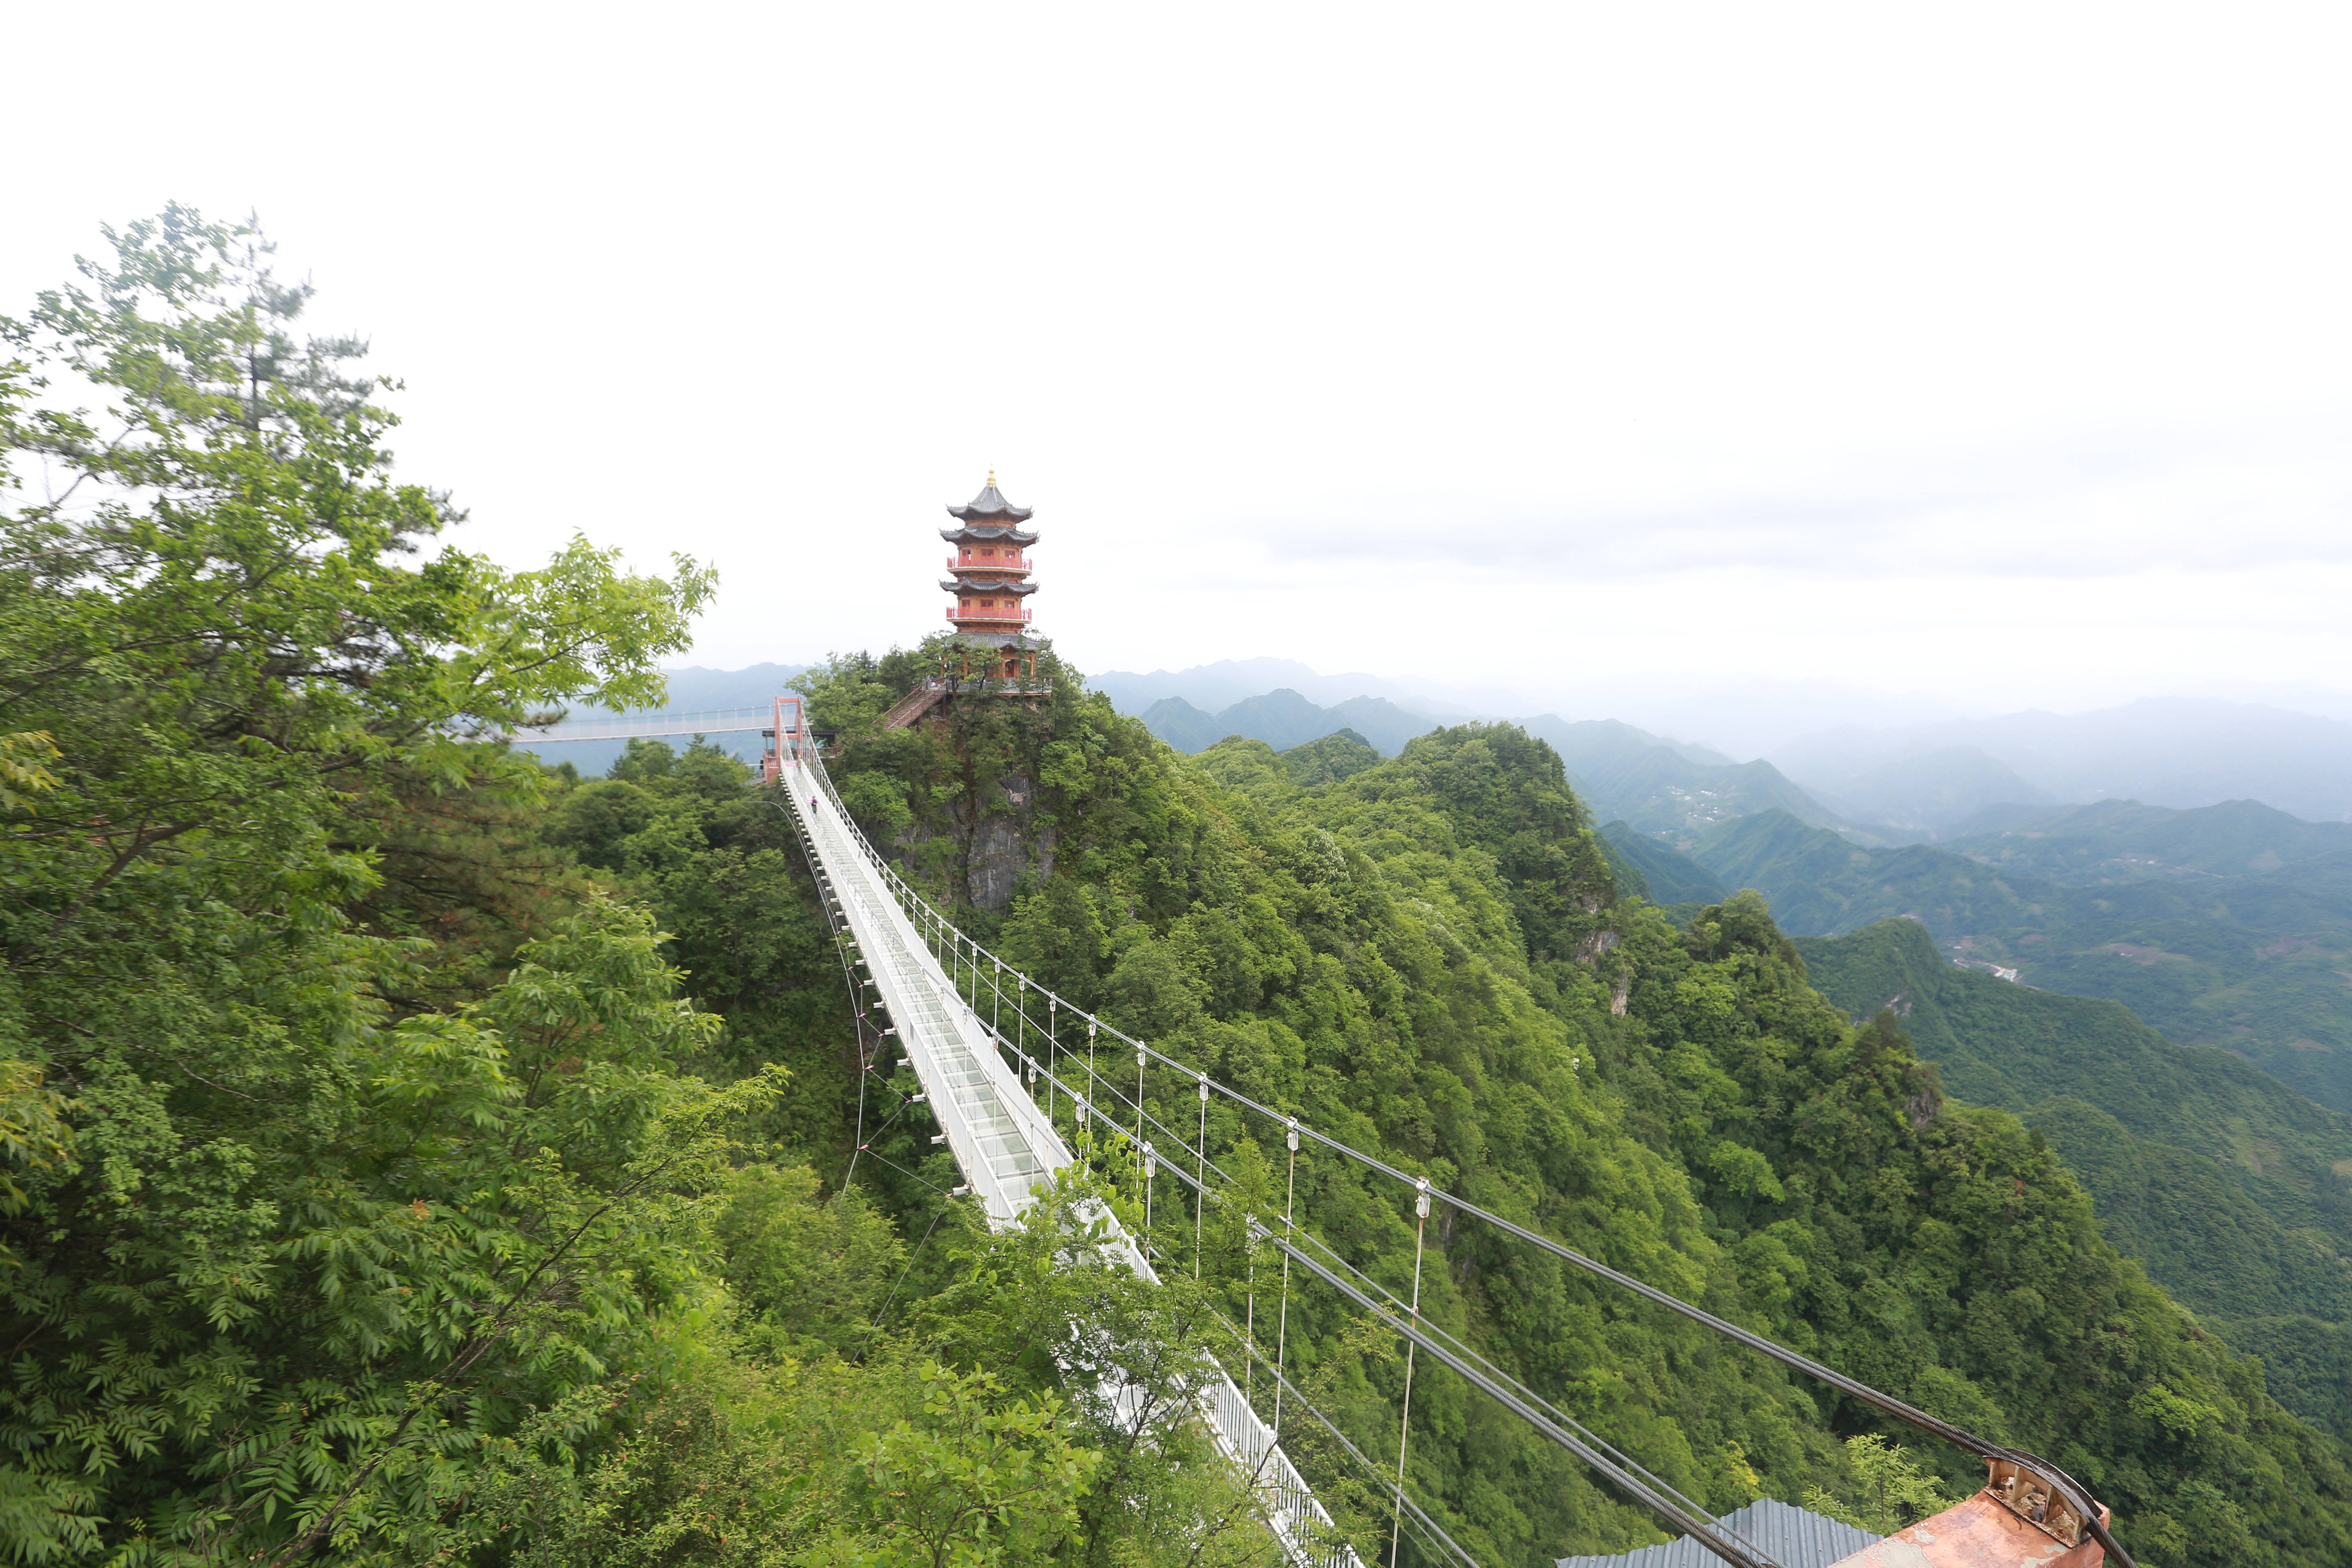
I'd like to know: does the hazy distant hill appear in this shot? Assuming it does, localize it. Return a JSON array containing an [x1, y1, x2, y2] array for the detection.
[[1800, 918, 2352, 1434], [1138, 697, 1227, 753], [1138, 688, 1441, 757], [1516, 715, 1843, 842], [1776, 697, 2352, 824], [1696, 806, 2352, 1112], [1942, 797, 2352, 883], [1094, 658, 1471, 718], [1596, 821, 1727, 906], [1800, 744, 2052, 831]]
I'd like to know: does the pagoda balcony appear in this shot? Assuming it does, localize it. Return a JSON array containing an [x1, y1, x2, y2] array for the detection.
[[947, 606, 1032, 624], [947, 555, 1030, 573]]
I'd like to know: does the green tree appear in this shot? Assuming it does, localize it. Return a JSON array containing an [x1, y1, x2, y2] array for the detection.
[[850, 1364, 1097, 1568], [0, 208, 727, 1564], [1802, 1435, 1954, 1535]]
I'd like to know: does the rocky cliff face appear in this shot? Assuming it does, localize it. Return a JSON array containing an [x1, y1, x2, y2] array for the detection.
[[957, 771, 1054, 912], [901, 770, 1054, 913]]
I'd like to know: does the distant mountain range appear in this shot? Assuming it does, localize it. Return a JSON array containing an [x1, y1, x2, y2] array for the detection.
[[521, 657, 2352, 1431], [1516, 717, 1844, 840], [518, 677, 2352, 1068], [1139, 689, 1442, 757], [1641, 801, 2352, 1114], [1104, 663, 2352, 830], [1092, 658, 1473, 719], [1772, 697, 2352, 827]]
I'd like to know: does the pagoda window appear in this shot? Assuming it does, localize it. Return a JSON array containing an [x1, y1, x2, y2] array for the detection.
[[981, 547, 995, 557]]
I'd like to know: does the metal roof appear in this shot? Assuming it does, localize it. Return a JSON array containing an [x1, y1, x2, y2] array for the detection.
[[1556, 1499, 1880, 1568]]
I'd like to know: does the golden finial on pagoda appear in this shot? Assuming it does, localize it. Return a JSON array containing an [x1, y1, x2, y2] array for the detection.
[[987, 468, 997, 487]]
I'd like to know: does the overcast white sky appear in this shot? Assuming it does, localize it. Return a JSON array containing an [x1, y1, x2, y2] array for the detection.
[[8, 1, 2349, 725]]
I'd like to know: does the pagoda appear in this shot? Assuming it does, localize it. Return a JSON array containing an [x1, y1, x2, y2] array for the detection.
[[940, 471, 1038, 644]]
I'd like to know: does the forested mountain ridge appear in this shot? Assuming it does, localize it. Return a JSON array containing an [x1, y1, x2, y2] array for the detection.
[[1140, 686, 1441, 756], [1797, 920, 2352, 1433], [788, 647, 2352, 1566], [1597, 820, 1731, 907]]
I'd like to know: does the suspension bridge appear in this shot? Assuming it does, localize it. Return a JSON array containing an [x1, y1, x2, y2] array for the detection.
[[515, 698, 2132, 1568]]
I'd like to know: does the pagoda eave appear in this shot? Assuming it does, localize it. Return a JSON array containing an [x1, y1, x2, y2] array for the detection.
[[940, 577, 1038, 595], [941, 524, 1038, 547]]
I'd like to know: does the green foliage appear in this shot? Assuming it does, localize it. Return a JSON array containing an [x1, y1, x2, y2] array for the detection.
[[1799, 917, 2352, 1435], [1614, 897, 2352, 1564], [539, 738, 858, 1154], [1800, 1435, 1954, 1535], [0, 1057, 72, 1240], [0, 731, 60, 813], [717, 1164, 907, 1357], [849, 1364, 1097, 1568], [16, 209, 2349, 1566], [904, 1175, 1291, 1568], [0, 206, 711, 1009], [0, 208, 729, 1564], [0, 889, 782, 1564], [1278, 728, 1382, 788]]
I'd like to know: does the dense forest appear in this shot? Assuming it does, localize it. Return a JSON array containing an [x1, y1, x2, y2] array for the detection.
[[9, 211, 2352, 1568], [1799, 919, 2352, 1444]]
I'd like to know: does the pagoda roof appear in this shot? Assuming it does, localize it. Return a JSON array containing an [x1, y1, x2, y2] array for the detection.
[[947, 475, 1034, 523], [940, 576, 1038, 596], [941, 524, 1038, 547]]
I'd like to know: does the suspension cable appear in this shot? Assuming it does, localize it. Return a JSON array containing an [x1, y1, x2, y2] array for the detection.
[[1269, 1227, 1782, 1568], [1274, 1117, 1299, 1439], [1196, 1076, 1210, 1281], [1391, 1179, 1430, 1568]]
